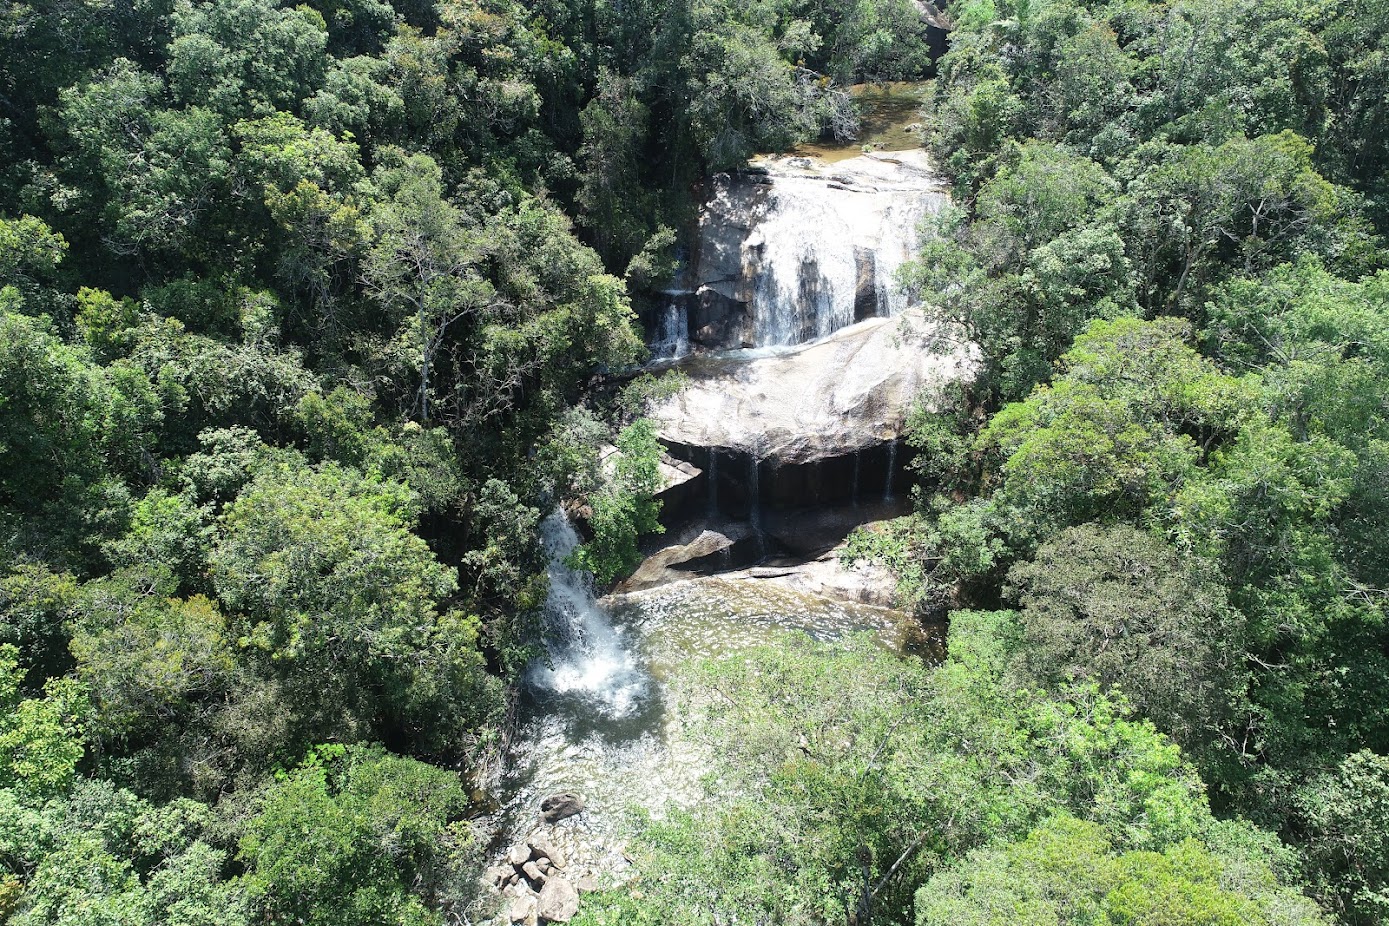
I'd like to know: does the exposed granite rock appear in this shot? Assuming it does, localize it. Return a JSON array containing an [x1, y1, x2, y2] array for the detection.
[[508, 893, 538, 925], [654, 310, 975, 465], [536, 876, 581, 923], [528, 835, 566, 870]]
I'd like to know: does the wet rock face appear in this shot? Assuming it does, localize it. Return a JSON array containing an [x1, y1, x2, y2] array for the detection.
[[687, 152, 947, 350]]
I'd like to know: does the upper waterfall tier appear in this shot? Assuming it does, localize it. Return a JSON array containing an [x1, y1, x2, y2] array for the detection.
[[689, 150, 947, 349]]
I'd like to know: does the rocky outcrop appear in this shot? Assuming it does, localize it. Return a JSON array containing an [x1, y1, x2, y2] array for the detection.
[[616, 520, 765, 593], [745, 552, 900, 609], [654, 309, 974, 466], [536, 878, 581, 923], [618, 502, 907, 604], [490, 829, 591, 924]]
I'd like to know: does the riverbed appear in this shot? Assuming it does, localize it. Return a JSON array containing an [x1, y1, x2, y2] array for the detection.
[[486, 512, 919, 889]]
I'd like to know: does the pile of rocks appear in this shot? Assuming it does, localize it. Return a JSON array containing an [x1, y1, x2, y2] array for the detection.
[[488, 795, 601, 925], [489, 834, 600, 924]]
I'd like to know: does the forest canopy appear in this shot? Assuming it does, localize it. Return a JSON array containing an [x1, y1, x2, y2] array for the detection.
[[1, 0, 1388, 924]]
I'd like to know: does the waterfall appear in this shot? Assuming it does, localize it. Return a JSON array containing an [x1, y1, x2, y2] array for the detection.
[[649, 298, 690, 361], [527, 510, 648, 718], [747, 454, 761, 530], [851, 450, 862, 508], [736, 158, 945, 348], [883, 440, 898, 502], [706, 450, 719, 516]]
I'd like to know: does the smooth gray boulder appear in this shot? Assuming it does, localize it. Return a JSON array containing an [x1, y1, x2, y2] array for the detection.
[[536, 876, 581, 923], [654, 310, 975, 465]]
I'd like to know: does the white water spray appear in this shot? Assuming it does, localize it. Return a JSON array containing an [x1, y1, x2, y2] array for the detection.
[[649, 298, 690, 361], [527, 510, 649, 718]]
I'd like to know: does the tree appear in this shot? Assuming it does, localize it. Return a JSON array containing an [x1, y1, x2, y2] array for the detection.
[[1295, 751, 1389, 925], [167, 0, 328, 118], [236, 745, 480, 926], [1006, 524, 1246, 759], [576, 68, 650, 267], [582, 611, 1223, 926], [209, 461, 501, 756], [904, 143, 1134, 399], [571, 418, 665, 584], [915, 814, 1327, 926], [0, 644, 86, 804]]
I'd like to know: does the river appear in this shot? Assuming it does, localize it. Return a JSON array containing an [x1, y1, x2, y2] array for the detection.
[[484, 84, 966, 918], [490, 510, 917, 886]]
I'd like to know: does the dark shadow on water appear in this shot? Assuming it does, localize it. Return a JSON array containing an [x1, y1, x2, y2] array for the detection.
[[517, 677, 668, 746]]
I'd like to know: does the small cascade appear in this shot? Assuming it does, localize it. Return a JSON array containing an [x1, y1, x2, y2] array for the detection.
[[706, 451, 719, 516], [527, 510, 649, 718], [748, 452, 768, 560], [883, 440, 899, 502], [747, 454, 761, 530], [648, 298, 690, 361], [851, 450, 862, 507]]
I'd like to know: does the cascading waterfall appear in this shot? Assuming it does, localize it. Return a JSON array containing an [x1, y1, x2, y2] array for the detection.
[[494, 117, 953, 899], [743, 160, 945, 347], [649, 298, 690, 361], [883, 440, 898, 502], [527, 510, 649, 718]]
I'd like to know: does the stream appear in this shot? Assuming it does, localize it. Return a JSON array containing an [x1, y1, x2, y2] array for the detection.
[[485, 85, 963, 918], [492, 511, 914, 884]]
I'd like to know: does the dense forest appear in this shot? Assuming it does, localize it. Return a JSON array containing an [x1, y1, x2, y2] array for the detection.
[[0, 0, 1386, 924]]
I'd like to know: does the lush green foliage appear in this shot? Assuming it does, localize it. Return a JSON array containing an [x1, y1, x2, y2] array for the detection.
[[852, 2, 1389, 923], [0, 0, 865, 918], [916, 813, 1326, 926], [576, 618, 1318, 925]]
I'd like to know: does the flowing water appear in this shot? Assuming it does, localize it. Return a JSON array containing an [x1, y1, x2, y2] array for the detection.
[[884, 439, 899, 502], [792, 82, 932, 164], [494, 511, 914, 882], [747, 160, 944, 346], [648, 298, 691, 361], [495, 81, 947, 904], [642, 82, 945, 356]]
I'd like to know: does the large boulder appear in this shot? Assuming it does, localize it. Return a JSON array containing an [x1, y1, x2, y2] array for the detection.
[[508, 893, 539, 925], [616, 520, 765, 593], [654, 310, 974, 466], [536, 876, 581, 923], [528, 834, 567, 870], [539, 793, 585, 824]]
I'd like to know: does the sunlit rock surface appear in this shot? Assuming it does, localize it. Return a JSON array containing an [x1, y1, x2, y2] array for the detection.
[[654, 309, 975, 466], [690, 150, 948, 348]]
